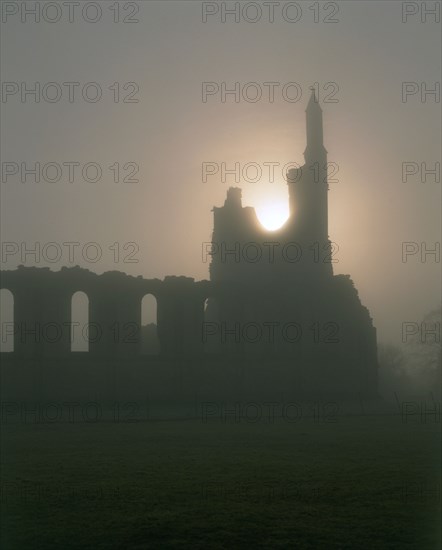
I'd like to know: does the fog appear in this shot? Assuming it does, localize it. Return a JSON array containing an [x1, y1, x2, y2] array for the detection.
[[1, 3, 441, 549], [1, 0, 440, 347]]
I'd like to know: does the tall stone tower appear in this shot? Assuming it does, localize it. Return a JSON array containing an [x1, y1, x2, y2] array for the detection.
[[287, 88, 329, 244], [209, 88, 333, 284], [206, 91, 378, 397]]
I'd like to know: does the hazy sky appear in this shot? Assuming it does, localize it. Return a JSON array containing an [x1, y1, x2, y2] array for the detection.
[[1, 0, 441, 345]]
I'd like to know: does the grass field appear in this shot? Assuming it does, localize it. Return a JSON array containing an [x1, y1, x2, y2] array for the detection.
[[1, 411, 440, 549]]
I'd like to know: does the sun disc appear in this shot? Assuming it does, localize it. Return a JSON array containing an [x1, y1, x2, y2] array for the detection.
[[255, 202, 289, 231]]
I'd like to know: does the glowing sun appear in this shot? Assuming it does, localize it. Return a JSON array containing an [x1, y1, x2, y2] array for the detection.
[[255, 201, 289, 231]]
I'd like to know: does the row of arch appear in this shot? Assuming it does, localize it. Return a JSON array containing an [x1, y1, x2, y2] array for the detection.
[[0, 289, 214, 354], [0, 289, 159, 353]]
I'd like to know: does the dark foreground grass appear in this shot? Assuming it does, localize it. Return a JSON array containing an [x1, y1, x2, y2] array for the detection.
[[1, 413, 440, 549]]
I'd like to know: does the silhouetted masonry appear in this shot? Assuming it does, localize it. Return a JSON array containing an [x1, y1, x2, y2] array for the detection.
[[0, 90, 379, 397], [0, 266, 212, 357], [0, 264, 377, 394], [205, 88, 378, 393]]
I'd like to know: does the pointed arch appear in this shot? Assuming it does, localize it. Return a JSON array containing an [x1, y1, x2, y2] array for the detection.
[[71, 291, 89, 352], [203, 297, 220, 353], [141, 294, 159, 355], [0, 289, 14, 352]]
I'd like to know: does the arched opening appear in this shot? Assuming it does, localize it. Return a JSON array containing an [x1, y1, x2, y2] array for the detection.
[[141, 294, 159, 354], [0, 289, 14, 352], [203, 297, 220, 353], [71, 291, 89, 352]]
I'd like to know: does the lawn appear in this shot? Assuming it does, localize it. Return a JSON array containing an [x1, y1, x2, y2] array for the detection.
[[1, 411, 440, 549]]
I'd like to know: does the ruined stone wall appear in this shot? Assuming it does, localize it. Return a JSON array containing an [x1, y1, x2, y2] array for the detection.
[[0, 266, 378, 398]]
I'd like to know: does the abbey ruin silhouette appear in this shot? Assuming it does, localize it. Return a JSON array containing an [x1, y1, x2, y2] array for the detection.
[[0, 90, 378, 400]]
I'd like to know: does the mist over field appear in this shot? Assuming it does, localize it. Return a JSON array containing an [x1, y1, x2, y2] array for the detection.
[[0, 1, 440, 549], [1, 0, 440, 347]]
